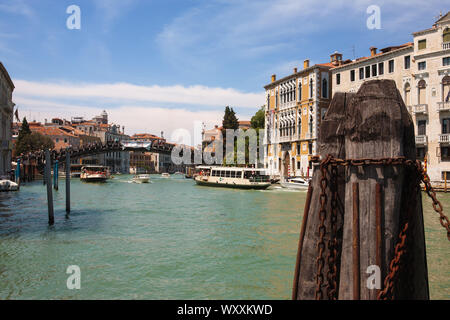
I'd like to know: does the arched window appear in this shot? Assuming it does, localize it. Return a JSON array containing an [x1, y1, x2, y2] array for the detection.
[[298, 83, 302, 101], [309, 79, 314, 98], [444, 27, 450, 43], [322, 78, 328, 98], [418, 80, 426, 105], [404, 83, 411, 106], [443, 76, 450, 102]]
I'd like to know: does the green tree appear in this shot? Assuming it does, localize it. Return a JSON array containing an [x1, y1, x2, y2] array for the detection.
[[18, 117, 31, 138], [15, 127, 54, 156], [221, 106, 239, 165], [222, 106, 239, 130], [251, 106, 265, 129]]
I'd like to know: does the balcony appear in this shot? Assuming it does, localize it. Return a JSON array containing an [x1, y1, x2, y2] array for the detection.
[[438, 101, 450, 112], [278, 134, 299, 143], [304, 132, 314, 140], [439, 134, 450, 144], [415, 135, 427, 145], [411, 104, 428, 114], [443, 42, 450, 50]]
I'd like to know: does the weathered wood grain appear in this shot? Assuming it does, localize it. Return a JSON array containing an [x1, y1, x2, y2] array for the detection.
[[293, 92, 353, 299]]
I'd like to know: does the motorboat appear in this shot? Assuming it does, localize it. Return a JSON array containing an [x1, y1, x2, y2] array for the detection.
[[132, 174, 150, 183], [194, 166, 271, 190], [280, 177, 310, 190], [161, 173, 170, 178], [0, 180, 19, 191], [80, 165, 109, 182]]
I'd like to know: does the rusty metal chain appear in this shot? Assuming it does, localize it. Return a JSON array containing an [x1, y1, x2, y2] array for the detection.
[[312, 154, 450, 300], [416, 161, 450, 241], [312, 154, 450, 242], [326, 163, 339, 300], [315, 156, 331, 300], [377, 221, 409, 300]]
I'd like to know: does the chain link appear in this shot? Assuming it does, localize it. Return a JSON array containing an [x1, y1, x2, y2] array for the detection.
[[312, 154, 449, 300], [315, 156, 330, 300]]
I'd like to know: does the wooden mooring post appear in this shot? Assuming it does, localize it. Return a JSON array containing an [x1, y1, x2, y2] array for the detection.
[[292, 80, 429, 300], [45, 149, 54, 225], [65, 152, 70, 214], [54, 160, 59, 191]]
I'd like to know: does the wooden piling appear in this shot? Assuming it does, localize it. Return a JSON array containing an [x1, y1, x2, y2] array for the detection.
[[352, 182, 360, 300], [66, 152, 70, 214], [292, 185, 313, 300], [293, 92, 353, 299], [293, 80, 429, 300], [375, 182, 383, 289], [45, 150, 54, 225], [54, 160, 59, 191], [338, 80, 428, 299]]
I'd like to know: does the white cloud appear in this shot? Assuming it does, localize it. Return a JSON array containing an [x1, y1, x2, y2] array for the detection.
[[14, 96, 224, 144], [93, 0, 138, 32], [0, 0, 34, 19], [156, 0, 444, 65], [14, 79, 264, 108], [12, 79, 260, 142]]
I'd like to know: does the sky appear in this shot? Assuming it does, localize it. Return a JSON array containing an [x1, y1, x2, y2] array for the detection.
[[0, 0, 447, 143]]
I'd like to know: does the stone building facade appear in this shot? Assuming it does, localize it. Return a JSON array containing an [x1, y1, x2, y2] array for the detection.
[[0, 62, 14, 178], [331, 12, 450, 182]]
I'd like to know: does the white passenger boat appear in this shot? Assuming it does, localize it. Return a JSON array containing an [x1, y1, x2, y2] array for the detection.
[[280, 177, 310, 190], [194, 166, 271, 190], [161, 173, 170, 178], [80, 165, 109, 182], [132, 174, 150, 183]]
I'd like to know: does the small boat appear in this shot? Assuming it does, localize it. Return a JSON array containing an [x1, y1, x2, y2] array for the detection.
[[161, 172, 170, 178], [132, 174, 150, 183], [80, 165, 109, 182], [0, 180, 19, 191], [280, 177, 310, 190], [194, 166, 271, 190]]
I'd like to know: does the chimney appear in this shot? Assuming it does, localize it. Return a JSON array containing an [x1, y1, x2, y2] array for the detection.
[[293, 67, 298, 74], [330, 51, 343, 66], [370, 47, 377, 57], [303, 59, 310, 69], [271, 74, 276, 82]]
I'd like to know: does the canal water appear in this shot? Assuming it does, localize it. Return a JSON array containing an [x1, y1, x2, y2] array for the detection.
[[0, 175, 448, 299]]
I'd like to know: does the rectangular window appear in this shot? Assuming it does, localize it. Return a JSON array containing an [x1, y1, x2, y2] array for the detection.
[[378, 62, 384, 75], [441, 147, 450, 161], [388, 60, 394, 73], [350, 70, 355, 82], [308, 143, 313, 155], [297, 161, 301, 169], [297, 144, 301, 154], [417, 148, 426, 160], [444, 57, 450, 66], [336, 73, 341, 85], [365, 66, 370, 78], [418, 120, 426, 135], [443, 118, 450, 134], [404, 55, 410, 69], [418, 61, 426, 70], [359, 67, 364, 80], [372, 64, 377, 77], [418, 39, 426, 50]]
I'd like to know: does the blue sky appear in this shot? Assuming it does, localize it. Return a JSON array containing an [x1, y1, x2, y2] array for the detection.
[[0, 0, 446, 140]]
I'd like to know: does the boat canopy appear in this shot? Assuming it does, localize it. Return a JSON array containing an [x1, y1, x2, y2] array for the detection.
[[195, 166, 267, 172]]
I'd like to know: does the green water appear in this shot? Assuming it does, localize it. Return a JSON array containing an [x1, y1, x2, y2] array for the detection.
[[0, 175, 448, 299]]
